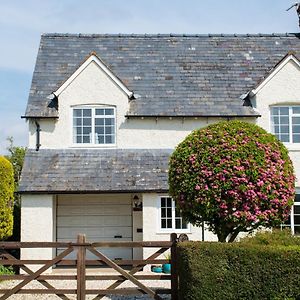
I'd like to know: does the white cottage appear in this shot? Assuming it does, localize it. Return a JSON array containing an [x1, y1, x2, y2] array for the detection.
[[19, 33, 300, 262]]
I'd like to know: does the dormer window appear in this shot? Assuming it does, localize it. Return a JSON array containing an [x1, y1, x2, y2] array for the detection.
[[271, 106, 300, 143], [73, 107, 116, 145]]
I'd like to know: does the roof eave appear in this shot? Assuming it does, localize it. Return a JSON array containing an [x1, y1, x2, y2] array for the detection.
[[18, 189, 169, 195]]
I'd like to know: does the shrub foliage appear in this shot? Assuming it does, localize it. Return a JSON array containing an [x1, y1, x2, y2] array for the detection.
[[0, 156, 14, 240], [169, 120, 295, 242], [178, 241, 300, 300]]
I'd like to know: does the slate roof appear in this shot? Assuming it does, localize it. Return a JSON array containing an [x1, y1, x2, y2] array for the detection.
[[19, 149, 172, 193], [25, 33, 300, 118]]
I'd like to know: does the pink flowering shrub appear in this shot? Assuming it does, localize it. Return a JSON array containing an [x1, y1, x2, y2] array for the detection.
[[168, 120, 295, 242]]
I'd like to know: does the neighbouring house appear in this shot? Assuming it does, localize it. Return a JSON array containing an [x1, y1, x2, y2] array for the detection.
[[19, 33, 300, 263]]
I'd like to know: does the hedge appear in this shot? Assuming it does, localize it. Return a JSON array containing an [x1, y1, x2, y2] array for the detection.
[[178, 242, 300, 300], [0, 156, 14, 240]]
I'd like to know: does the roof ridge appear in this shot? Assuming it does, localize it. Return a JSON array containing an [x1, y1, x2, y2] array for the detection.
[[41, 33, 300, 38]]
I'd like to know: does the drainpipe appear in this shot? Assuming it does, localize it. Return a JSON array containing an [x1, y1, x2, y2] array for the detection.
[[35, 120, 41, 151]]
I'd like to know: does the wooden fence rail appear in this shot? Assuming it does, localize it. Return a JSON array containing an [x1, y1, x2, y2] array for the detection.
[[0, 233, 178, 300]]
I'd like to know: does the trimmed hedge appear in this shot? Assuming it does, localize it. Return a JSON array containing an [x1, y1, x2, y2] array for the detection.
[[178, 242, 300, 300], [0, 156, 14, 240]]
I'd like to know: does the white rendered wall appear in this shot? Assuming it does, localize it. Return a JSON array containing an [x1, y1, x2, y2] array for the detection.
[[27, 60, 256, 150], [21, 195, 54, 271], [254, 59, 300, 187]]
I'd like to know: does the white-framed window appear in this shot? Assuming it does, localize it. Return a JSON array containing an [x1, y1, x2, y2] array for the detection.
[[158, 196, 189, 232], [271, 106, 300, 143], [281, 194, 300, 235], [73, 107, 116, 145]]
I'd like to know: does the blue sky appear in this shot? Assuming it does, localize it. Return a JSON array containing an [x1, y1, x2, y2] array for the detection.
[[0, 0, 299, 153]]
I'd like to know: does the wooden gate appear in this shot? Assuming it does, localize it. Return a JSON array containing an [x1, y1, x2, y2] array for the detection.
[[0, 234, 178, 300]]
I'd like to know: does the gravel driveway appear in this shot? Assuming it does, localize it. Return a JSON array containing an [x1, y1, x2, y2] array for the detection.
[[0, 269, 171, 300]]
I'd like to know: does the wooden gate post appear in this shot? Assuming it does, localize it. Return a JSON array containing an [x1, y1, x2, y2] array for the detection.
[[77, 234, 86, 300], [170, 233, 178, 300]]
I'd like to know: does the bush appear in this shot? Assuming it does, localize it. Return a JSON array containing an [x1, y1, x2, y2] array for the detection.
[[169, 120, 295, 242], [0, 156, 14, 240], [0, 265, 14, 276], [178, 242, 300, 300], [240, 229, 300, 246]]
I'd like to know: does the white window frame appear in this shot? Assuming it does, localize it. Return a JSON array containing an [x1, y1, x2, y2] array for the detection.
[[157, 195, 190, 233], [270, 106, 300, 144], [280, 193, 300, 235], [72, 105, 116, 147]]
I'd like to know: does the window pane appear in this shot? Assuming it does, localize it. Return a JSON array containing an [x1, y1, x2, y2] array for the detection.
[[105, 135, 113, 144], [83, 118, 91, 126], [295, 195, 300, 202], [281, 126, 289, 134], [292, 117, 300, 125], [294, 216, 300, 224], [292, 135, 300, 143], [274, 126, 280, 134], [292, 125, 300, 133], [167, 198, 172, 207], [167, 208, 172, 218], [83, 127, 91, 134], [181, 221, 188, 229], [83, 109, 91, 117], [105, 118, 114, 126], [280, 117, 289, 124], [97, 135, 104, 144], [95, 118, 104, 126], [295, 226, 300, 235], [272, 116, 279, 125], [105, 108, 114, 115], [167, 219, 172, 228], [279, 107, 289, 115], [74, 118, 82, 126], [293, 107, 300, 114], [280, 135, 289, 143], [161, 198, 166, 207], [294, 206, 300, 214], [161, 208, 166, 218], [95, 109, 105, 115], [74, 109, 82, 117], [95, 127, 104, 134], [161, 219, 166, 229], [105, 126, 113, 134], [175, 219, 181, 229], [76, 127, 82, 134], [83, 136, 90, 143], [76, 136, 82, 143], [272, 107, 279, 114]]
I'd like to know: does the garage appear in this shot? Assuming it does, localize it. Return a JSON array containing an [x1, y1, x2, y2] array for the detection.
[[56, 194, 133, 260]]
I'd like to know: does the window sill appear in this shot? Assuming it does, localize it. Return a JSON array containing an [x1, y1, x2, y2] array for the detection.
[[70, 144, 117, 149], [284, 144, 300, 151], [156, 229, 192, 235]]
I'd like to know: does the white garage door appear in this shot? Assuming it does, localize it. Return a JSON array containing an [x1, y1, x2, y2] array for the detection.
[[57, 195, 132, 260]]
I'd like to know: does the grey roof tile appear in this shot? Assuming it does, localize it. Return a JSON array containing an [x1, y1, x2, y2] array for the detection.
[[19, 149, 172, 193], [25, 33, 300, 118]]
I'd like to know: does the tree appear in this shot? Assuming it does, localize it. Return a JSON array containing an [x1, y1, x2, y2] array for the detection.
[[0, 156, 14, 240], [6, 137, 26, 197], [168, 120, 295, 242], [5, 137, 26, 242]]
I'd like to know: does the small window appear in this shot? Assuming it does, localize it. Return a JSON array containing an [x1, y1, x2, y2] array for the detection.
[[280, 194, 300, 235], [159, 196, 188, 231], [73, 107, 116, 145], [271, 106, 300, 143]]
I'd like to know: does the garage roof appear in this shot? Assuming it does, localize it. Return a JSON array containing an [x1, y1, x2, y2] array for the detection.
[[19, 149, 171, 193]]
